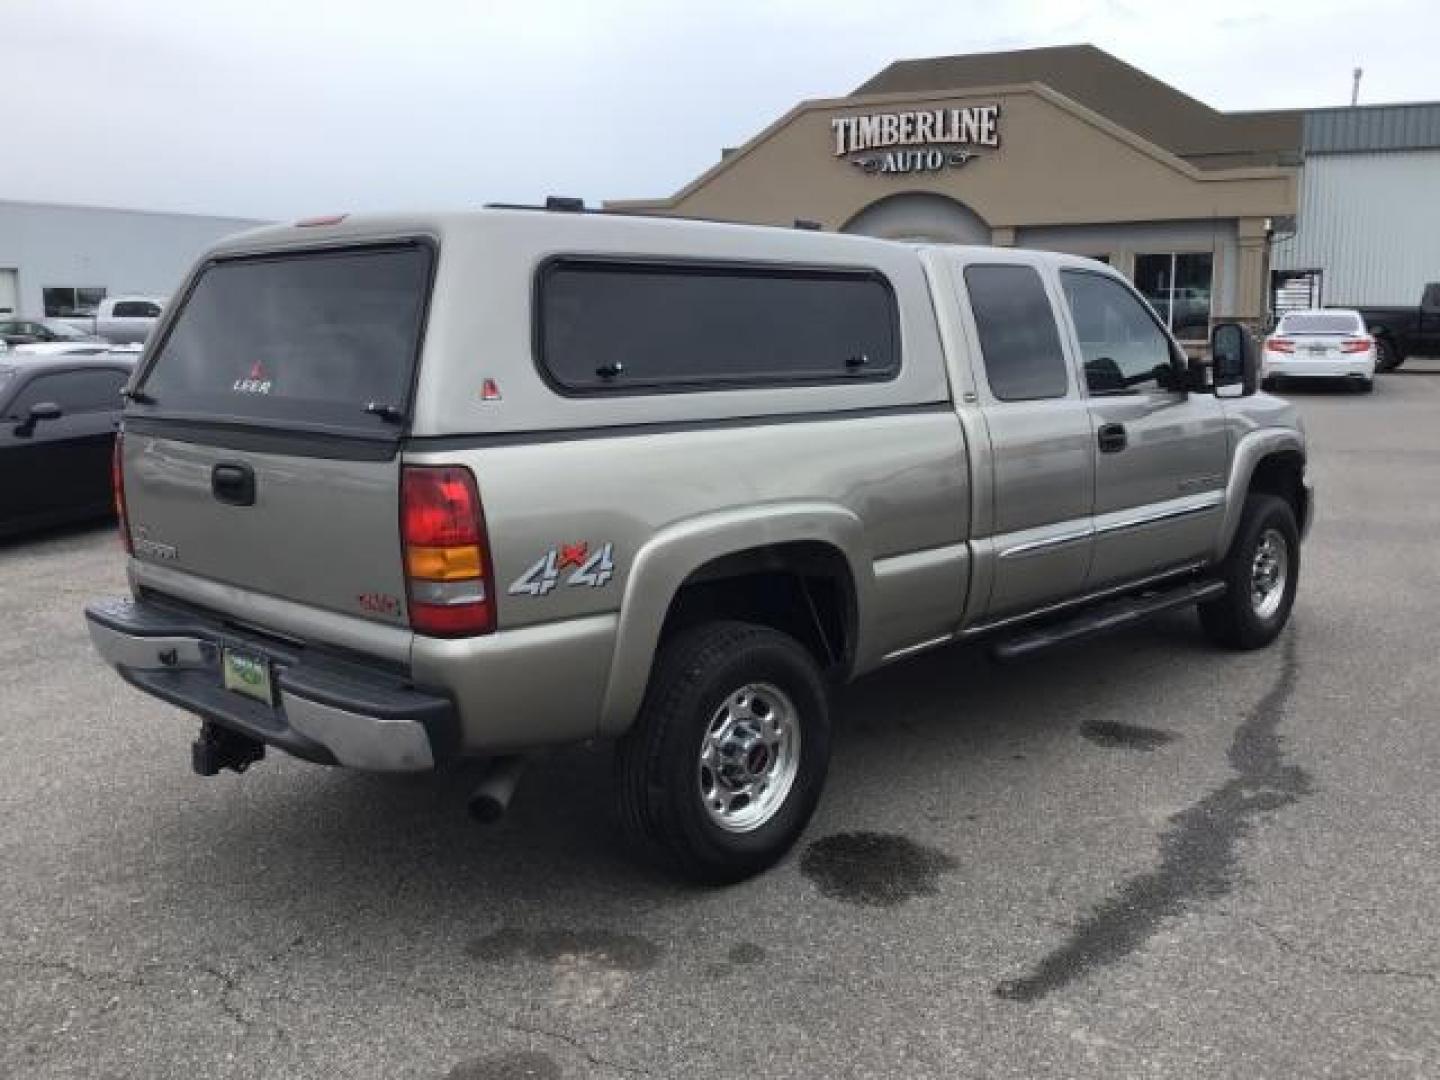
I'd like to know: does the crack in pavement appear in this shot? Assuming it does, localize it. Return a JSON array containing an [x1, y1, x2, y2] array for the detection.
[[996, 631, 1311, 1002], [401, 979, 654, 1077], [1252, 920, 1439, 986]]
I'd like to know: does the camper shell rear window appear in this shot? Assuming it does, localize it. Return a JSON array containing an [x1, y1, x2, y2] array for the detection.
[[136, 242, 433, 436]]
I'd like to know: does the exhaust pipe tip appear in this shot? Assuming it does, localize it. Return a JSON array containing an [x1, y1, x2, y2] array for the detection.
[[466, 755, 527, 824]]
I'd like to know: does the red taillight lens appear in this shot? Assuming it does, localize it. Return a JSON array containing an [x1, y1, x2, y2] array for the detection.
[[1341, 338, 1372, 353], [112, 433, 132, 554], [401, 465, 494, 637], [1266, 337, 1295, 354]]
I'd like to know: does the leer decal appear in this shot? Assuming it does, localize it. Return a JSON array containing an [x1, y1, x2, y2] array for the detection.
[[509, 542, 616, 596]]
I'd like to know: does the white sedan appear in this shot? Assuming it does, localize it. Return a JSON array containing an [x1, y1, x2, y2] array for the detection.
[[1262, 309, 1376, 392]]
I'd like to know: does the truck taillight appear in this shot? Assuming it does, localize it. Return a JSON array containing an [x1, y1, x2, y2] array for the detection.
[[1266, 337, 1295, 354], [113, 433, 132, 554], [401, 465, 495, 637], [1341, 338, 1372, 353]]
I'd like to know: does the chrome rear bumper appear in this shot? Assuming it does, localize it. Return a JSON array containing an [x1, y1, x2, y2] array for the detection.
[[85, 596, 454, 772]]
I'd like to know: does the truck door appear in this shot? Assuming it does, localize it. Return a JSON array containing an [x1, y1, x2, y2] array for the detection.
[[955, 261, 1095, 619], [1056, 268, 1227, 587]]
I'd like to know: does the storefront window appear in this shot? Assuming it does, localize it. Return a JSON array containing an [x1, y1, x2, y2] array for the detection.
[[1133, 253, 1212, 339], [43, 286, 107, 317]]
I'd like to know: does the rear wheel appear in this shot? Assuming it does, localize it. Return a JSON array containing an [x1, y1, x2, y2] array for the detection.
[[616, 621, 831, 883], [1374, 336, 1403, 373], [1199, 494, 1299, 650]]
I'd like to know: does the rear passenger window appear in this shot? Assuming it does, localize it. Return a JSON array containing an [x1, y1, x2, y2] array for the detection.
[[963, 265, 1069, 401], [6, 369, 128, 416], [113, 301, 161, 318], [537, 259, 899, 393]]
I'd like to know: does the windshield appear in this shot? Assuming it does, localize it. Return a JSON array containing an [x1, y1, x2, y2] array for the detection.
[[1278, 312, 1362, 335], [137, 243, 433, 435]]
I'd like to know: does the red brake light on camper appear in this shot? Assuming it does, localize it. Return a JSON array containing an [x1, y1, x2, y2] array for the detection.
[[294, 214, 348, 227]]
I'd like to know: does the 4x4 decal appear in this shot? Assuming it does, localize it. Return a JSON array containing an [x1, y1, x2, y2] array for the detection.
[[509, 542, 616, 596]]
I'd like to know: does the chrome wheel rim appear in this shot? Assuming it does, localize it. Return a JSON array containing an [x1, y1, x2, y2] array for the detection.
[[698, 683, 801, 833], [1250, 528, 1289, 620]]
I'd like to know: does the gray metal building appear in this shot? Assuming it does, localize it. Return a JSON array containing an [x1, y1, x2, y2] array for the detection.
[[1271, 103, 1440, 311], [0, 200, 264, 320]]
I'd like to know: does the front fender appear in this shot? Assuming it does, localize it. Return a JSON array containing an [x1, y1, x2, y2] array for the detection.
[[1215, 427, 1309, 560], [597, 502, 871, 735]]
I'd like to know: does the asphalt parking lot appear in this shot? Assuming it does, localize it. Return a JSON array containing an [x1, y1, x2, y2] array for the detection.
[[3, 365, 1438, 1080]]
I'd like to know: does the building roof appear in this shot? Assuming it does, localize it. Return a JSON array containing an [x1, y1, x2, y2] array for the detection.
[[853, 44, 1302, 169], [1302, 102, 1440, 153]]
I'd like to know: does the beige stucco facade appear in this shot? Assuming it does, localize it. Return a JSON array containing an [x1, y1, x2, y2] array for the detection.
[[612, 82, 1298, 329]]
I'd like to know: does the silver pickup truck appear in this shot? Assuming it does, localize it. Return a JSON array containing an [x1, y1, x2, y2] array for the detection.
[[86, 208, 1310, 882]]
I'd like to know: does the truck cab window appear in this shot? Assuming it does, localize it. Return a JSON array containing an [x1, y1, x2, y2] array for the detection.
[[963, 265, 1069, 401], [1061, 270, 1176, 395]]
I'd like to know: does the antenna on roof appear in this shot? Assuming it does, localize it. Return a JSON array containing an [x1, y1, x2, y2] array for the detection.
[[1351, 67, 1363, 106]]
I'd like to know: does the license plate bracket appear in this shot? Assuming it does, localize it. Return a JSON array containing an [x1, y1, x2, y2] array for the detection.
[[221, 648, 275, 705]]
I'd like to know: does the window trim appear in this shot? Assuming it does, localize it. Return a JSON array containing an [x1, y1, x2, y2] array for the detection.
[[532, 254, 903, 398], [1059, 267, 1188, 398], [962, 261, 1073, 404]]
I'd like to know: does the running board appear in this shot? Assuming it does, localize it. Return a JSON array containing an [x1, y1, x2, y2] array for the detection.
[[991, 579, 1226, 661]]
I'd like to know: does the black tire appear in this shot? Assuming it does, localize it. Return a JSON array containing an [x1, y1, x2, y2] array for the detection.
[[1199, 494, 1300, 650], [616, 621, 831, 884], [1374, 336, 1403, 373]]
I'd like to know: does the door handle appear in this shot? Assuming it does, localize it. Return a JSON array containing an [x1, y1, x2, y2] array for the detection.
[[1097, 423, 1128, 453], [211, 462, 256, 506]]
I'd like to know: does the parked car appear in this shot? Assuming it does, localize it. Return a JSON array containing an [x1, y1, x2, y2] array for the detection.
[[85, 210, 1310, 882], [0, 355, 134, 537], [1352, 283, 1440, 372], [1262, 309, 1376, 392], [0, 318, 105, 347], [58, 296, 166, 345]]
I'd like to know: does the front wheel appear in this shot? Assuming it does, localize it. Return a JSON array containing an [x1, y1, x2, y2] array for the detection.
[[1199, 494, 1299, 650], [616, 621, 831, 883]]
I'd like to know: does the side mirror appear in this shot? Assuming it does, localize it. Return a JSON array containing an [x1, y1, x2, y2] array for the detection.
[[1211, 323, 1258, 398], [13, 401, 62, 438]]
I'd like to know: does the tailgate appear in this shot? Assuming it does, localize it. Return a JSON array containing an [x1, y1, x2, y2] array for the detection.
[[123, 435, 409, 627], [121, 241, 434, 628]]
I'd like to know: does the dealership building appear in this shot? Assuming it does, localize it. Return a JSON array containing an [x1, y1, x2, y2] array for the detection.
[[615, 45, 1440, 345], [0, 200, 263, 320]]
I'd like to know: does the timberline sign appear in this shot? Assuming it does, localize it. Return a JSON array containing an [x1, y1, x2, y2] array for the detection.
[[831, 104, 1001, 175]]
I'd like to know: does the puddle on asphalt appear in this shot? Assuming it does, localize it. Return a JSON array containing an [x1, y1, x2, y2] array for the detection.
[[1080, 720, 1177, 751], [465, 927, 661, 972], [800, 831, 957, 907]]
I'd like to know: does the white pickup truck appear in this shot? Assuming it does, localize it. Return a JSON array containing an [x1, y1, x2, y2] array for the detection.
[[60, 296, 166, 344]]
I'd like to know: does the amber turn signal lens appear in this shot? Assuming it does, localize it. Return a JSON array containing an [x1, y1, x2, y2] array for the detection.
[[405, 543, 482, 581]]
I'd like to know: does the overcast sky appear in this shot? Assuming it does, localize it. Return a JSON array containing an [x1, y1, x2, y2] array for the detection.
[[3, 0, 1436, 221]]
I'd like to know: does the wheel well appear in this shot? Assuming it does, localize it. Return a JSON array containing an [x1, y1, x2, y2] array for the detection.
[[661, 542, 857, 676], [1249, 451, 1306, 525]]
